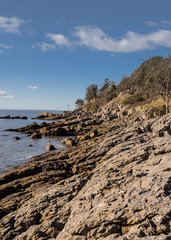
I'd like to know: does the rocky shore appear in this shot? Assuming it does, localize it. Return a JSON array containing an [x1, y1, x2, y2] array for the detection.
[[0, 105, 171, 240]]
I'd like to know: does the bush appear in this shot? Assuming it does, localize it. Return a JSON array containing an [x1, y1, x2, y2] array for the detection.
[[122, 94, 144, 105], [75, 99, 84, 108]]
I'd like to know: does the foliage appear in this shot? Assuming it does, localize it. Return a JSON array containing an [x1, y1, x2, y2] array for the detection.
[[85, 84, 98, 102], [75, 98, 84, 108], [98, 78, 117, 103], [82, 56, 171, 113], [117, 75, 132, 93], [117, 56, 163, 96]]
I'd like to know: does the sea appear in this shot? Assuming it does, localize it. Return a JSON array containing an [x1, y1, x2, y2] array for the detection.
[[0, 109, 65, 174]]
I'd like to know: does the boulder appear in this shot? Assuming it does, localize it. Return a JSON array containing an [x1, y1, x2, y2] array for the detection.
[[46, 144, 56, 151]]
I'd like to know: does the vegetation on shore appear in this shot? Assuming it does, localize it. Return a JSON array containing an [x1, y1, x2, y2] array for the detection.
[[75, 56, 171, 114]]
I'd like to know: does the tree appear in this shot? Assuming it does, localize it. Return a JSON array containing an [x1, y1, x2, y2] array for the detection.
[[75, 99, 84, 108], [85, 84, 98, 102], [98, 78, 117, 103], [152, 57, 171, 114]]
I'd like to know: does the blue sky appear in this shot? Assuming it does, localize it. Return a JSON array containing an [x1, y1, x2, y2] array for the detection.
[[0, 0, 171, 110]]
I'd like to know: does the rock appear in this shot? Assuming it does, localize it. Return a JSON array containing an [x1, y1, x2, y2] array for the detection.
[[21, 116, 28, 120], [61, 138, 76, 146], [79, 135, 91, 141], [66, 139, 76, 146], [0, 115, 10, 119], [46, 144, 56, 151], [0, 110, 171, 240], [0, 115, 28, 120], [13, 136, 20, 140], [30, 132, 42, 139], [89, 129, 98, 138]]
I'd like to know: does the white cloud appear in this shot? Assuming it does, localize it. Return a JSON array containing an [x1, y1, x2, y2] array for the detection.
[[0, 90, 14, 98], [0, 43, 13, 53], [27, 85, 38, 90], [36, 33, 73, 52], [35, 42, 56, 52], [146, 21, 158, 26], [0, 16, 25, 34], [0, 43, 12, 49], [72, 27, 171, 53], [46, 33, 72, 47], [37, 26, 171, 53]]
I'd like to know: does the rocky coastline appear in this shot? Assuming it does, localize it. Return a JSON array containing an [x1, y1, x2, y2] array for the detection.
[[0, 105, 171, 240]]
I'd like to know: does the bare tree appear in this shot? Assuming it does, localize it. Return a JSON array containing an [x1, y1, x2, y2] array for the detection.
[[153, 57, 171, 114]]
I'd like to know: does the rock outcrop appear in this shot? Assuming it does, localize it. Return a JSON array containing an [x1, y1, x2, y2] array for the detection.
[[0, 110, 171, 239], [0, 115, 28, 120]]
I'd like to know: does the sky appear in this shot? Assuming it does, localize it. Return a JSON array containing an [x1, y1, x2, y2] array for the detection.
[[0, 0, 171, 110]]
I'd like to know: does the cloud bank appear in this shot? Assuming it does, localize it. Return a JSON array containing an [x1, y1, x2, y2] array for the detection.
[[27, 85, 38, 90], [0, 16, 25, 34], [38, 26, 171, 53], [0, 90, 13, 98]]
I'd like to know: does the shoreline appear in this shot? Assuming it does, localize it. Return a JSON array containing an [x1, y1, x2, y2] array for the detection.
[[0, 108, 171, 239], [0, 111, 66, 174]]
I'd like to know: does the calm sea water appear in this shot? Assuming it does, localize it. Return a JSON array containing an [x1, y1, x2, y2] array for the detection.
[[0, 109, 65, 174]]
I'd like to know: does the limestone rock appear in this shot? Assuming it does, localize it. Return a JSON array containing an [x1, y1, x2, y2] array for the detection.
[[0, 111, 171, 240]]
